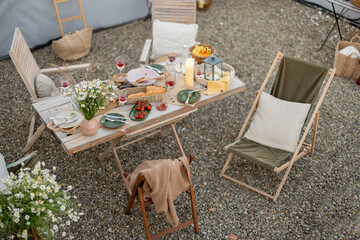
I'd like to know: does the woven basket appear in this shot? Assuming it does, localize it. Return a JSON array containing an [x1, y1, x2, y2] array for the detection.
[[189, 44, 216, 64], [334, 35, 360, 79], [351, 0, 360, 7], [195, 62, 235, 86], [118, 87, 167, 104], [52, 27, 92, 61]]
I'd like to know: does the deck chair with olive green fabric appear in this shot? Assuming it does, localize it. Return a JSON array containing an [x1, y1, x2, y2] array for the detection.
[[220, 52, 335, 202]]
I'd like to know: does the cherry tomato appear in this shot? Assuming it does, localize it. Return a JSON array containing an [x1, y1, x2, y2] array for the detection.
[[146, 106, 152, 111], [135, 114, 139, 119], [140, 115, 144, 119], [141, 111, 146, 115], [136, 106, 141, 111]]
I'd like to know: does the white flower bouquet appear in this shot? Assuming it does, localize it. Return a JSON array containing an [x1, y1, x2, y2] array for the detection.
[[0, 162, 83, 239], [68, 79, 118, 120]]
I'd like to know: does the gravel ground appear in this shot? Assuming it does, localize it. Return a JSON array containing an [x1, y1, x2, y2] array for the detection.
[[1, 0, 359, 239]]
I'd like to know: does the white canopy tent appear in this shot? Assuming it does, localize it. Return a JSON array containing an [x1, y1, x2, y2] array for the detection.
[[0, 0, 150, 59]]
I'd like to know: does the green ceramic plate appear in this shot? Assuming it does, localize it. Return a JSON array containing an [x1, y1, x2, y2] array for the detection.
[[100, 113, 126, 129], [177, 90, 201, 104], [129, 102, 152, 121], [145, 64, 166, 75]]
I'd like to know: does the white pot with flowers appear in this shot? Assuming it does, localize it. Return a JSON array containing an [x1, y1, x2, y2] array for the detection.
[[68, 79, 118, 136], [0, 162, 83, 240]]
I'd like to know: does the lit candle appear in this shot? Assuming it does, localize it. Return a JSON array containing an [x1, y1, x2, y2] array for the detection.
[[185, 58, 195, 87]]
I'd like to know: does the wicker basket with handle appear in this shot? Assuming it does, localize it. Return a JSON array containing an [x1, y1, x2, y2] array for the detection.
[[118, 87, 167, 104], [351, 0, 360, 7], [334, 34, 360, 79], [52, 27, 92, 61]]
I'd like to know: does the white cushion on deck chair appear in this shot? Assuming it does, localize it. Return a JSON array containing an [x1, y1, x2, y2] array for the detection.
[[244, 92, 311, 153], [152, 20, 198, 59], [35, 74, 60, 98], [0, 153, 9, 193]]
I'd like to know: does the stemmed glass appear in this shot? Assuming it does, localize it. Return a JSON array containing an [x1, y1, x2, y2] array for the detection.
[[167, 53, 176, 65], [59, 75, 69, 94], [115, 57, 125, 72], [166, 53, 177, 88], [117, 91, 128, 114], [194, 63, 205, 90]]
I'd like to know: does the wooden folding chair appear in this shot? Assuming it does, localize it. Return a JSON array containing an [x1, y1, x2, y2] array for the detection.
[[220, 52, 336, 202], [125, 154, 199, 240], [9, 27, 90, 152], [140, 0, 197, 65]]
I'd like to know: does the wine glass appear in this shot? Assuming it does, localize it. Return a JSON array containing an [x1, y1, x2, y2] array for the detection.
[[59, 75, 69, 94], [117, 91, 128, 114], [167, 53, 176, 65], [115, 57, 125, 72], [194, 63, 204, 90]]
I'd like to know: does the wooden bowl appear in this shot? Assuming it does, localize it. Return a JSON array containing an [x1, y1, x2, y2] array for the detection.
[[189, 44, 216, 64]]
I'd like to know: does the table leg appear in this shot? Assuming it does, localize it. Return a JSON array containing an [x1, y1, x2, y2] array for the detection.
[[113, 148, 132, 195], [171, 123, 186, 157], [98, 138, 122, 161], [317, 4, 346, 51], [332, 3, 343, 40]]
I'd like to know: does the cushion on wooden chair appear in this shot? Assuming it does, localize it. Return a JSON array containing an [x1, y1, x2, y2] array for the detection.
[[226, 138, 291, 171], [35, 74, 60, 98], [244, 92, 311, 152], [152, 20, 198, 59]]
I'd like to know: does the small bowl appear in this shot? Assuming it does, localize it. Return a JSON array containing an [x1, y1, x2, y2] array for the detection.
[[189, 44, 216, 64]]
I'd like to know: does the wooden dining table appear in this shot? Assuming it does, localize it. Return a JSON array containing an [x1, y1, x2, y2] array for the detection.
[[32, 74, 245, 192]]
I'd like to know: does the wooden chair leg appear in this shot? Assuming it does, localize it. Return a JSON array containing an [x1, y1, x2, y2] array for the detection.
[[22, 123, 46, 153], [27, 113, 36, 141], [138, 187, 151, 240], [113, 148, 132, 195], [189, 183, 199, 233], [311, 111, 319, 154], [273, 161, 295, 202], [219, 152, 234, 177], [170, 123, 186, 157]]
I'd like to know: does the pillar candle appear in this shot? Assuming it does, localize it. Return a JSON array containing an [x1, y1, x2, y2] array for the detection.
[[185, 58, 195, 87]]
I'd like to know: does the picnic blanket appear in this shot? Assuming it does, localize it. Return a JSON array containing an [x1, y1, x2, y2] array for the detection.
[[127, 156, 191, 227]]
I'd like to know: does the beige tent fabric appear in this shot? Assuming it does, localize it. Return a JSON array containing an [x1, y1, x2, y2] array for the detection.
[[127, 157, 191, 227]]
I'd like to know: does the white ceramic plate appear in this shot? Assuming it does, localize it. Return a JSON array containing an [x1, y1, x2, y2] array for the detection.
[[126, 68, 159, 86], [53, 111, 83, 128]]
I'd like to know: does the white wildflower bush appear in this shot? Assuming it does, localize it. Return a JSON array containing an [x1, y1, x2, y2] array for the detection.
[[68, 79, 118, 120], [0, 162, 83, 239]]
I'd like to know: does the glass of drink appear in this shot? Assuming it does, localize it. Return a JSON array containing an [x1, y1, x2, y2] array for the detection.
[[118, 91, 127, 113], [59, 75, 69, 94], [115, 57, 125, 72], [167, 53, 176, 65], [195, 63, 203, 77]]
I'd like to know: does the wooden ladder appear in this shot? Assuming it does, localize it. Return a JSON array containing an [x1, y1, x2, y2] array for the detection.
[[53, 0, 87, 37]]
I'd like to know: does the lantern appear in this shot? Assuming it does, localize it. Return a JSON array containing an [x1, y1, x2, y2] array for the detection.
[[203, 55, 223, 81]]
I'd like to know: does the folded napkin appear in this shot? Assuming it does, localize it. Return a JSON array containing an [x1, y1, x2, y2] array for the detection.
[[204, 71, 230, 95]]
